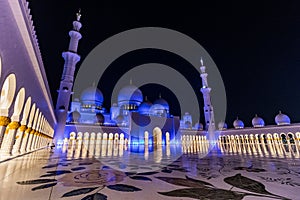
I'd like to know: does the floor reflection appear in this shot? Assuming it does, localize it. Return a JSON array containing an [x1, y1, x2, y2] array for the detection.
[[1, 141, 300, 200], [218, 141, 300, 159], [61, 139, 300, 167]]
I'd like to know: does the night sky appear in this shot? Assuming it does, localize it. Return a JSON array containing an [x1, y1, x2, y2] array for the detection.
[[27, 1, 300, 128]]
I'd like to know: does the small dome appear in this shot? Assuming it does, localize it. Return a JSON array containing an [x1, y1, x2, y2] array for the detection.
[[184, 121, 192, 129], [118, 85, 143, 107], [252, 114, 265, 127], [95, 113, 104, 124], [80, 86, 104, 106], [233, 117, 244, 129], [138, 98, 152, 115], [150, 104, 167, 116], [112, 103, 118, 107], [275, 111, 290, 125], [218, 121, 227, 130], [153, 97, 169, 112], [67, 110, 81, 123], [194, 122, 203, 130], [115, 115, 125, 125]]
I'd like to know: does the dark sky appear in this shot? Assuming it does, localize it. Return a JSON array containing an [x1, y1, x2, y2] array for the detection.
[[27, 1, 300, 128]]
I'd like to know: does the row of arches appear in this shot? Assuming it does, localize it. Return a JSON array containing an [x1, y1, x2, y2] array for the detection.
[[218, 138, 300, 159], [64, 131, 169, 162], [63, 139, 169, 164], [62, 133, 210, 160], [0, 58, 54, 157], [64, 127, 170, 148], [181, 134, 208, 143], [218, 132, 300, 145]]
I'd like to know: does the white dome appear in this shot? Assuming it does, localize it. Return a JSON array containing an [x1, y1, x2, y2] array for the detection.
[[233, 118, 244, 129], [184, 121, 192, 129], [118, 85, 143, 107], [67, 110, 81, 123], [275, 111, 290, 125], [80, 86, 104, 106], [153, 97, 169, 112], [252, 114, 265, 127], [138, 99, 152, 115], [149, 104, 167, 116], [112, 103, 118, 107], [115, 115, 125, 124], [194, 122, 203, 130], [218, 121, 227, 130]]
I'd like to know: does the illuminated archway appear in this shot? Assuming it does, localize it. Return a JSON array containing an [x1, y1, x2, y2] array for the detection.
[[287, 132, 295, 144], [153, 127, 162, 145], [280, 133, 287, 144], [12, 88, 25, 120], [144, 131, 149, 145], [0, 74, 16, 116], [69, 132, 76, 147]]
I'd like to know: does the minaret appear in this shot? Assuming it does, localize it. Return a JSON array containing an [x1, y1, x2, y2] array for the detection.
[[54, 10, 82, 145], [200, 58, 215, 131]]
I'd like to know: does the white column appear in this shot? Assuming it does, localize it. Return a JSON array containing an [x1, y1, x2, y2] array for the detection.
[[0, 88, 25, 156], [32, 114, 42, 149], [26, 108, 39, 152], [0, 122, 20, 156], [0, 117, 11, 149]]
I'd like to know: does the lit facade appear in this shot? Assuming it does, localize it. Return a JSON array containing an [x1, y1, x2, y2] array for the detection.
[[0, 0, 56, 160], [0, 0, 299, 161]]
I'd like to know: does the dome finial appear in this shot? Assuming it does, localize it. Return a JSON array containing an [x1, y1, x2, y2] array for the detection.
[[255, 114, 258, 117], [200, 57, 206, 73], [200, 57, 204, 66], [130, 78, 132, 85], [279, 110, 282, 114], [76, 9, 81, 21]]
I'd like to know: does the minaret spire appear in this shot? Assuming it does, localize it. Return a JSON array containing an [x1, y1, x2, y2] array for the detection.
[[200, 58, 215, 131], [76, 9, 81, 21], [54, 11, 83, 145]]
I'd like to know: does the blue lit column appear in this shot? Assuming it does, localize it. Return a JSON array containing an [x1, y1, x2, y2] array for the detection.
[[200, 58, 216, 131], [54, 11, 82, 145]]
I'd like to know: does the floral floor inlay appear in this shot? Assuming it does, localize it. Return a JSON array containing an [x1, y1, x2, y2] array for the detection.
[[0, 143, 299, 199]]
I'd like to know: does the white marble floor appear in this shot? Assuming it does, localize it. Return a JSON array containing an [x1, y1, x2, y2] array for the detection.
[[0, 143, 299, 200]]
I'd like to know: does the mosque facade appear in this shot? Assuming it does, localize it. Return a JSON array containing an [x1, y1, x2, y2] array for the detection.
[[0, 0, 299, 161], [54, 8, 300, 148], [64, 82, 180, 146]]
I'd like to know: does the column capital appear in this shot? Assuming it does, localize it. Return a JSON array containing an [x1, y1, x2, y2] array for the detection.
[[7, 121, 20, 130], [0, 116, 11, 127]]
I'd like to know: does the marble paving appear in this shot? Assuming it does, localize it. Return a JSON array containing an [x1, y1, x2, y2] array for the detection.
[[0, 142, 299, 200]]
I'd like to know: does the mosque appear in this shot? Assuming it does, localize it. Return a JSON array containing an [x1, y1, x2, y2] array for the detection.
[[64, 81, 180, 146], [52, 8, 300, 150], [0, 0, 299, 161]]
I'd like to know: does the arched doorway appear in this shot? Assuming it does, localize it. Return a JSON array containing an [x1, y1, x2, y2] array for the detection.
[[144, 131, 149, 145], [288, 133, 295, 144], [166, 132, 170, 145], [281, 134, 287, 144], [153, 127, 162, 145]]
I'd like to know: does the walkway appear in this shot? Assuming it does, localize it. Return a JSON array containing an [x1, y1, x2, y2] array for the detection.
[[0, 143, 299, 199]]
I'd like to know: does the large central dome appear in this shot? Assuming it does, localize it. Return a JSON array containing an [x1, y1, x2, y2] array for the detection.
[[138, 97, 152, 115], [118, 84, 143, 108], [153, 97, 169, 112], [80, 86, 104, 106]]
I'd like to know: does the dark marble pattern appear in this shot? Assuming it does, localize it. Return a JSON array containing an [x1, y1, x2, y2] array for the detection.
[[7, 143, 300, 199]]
